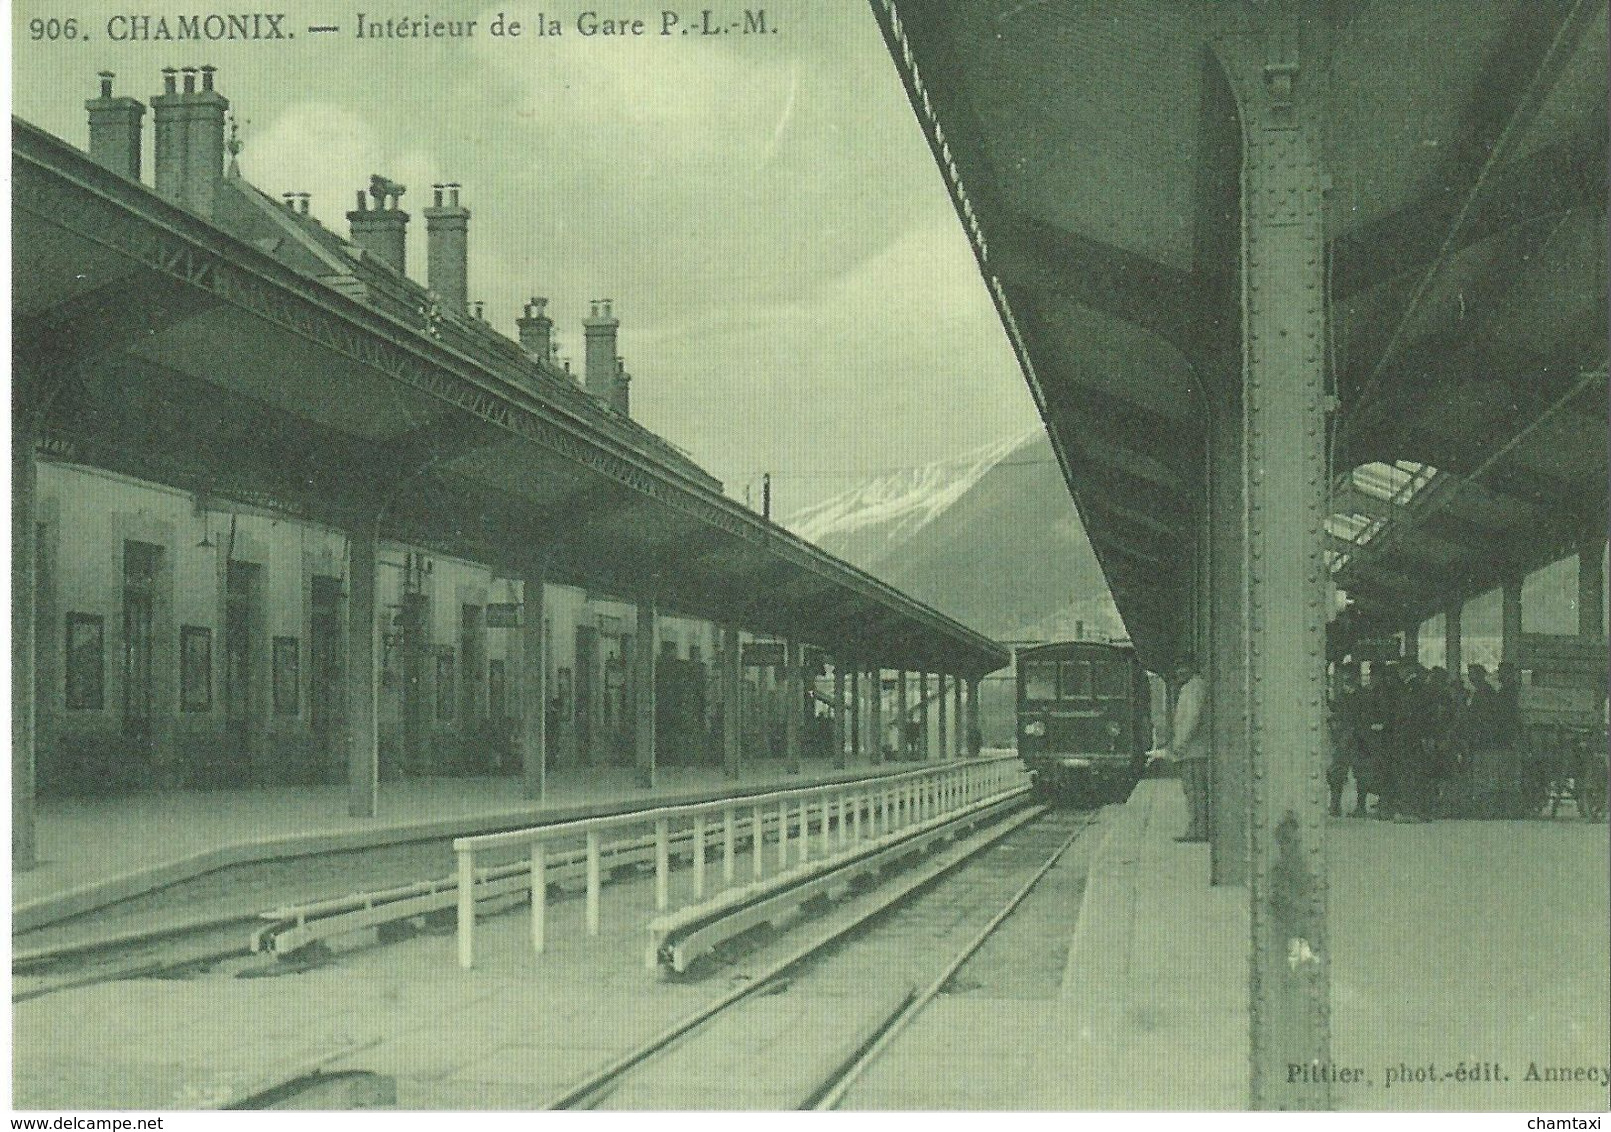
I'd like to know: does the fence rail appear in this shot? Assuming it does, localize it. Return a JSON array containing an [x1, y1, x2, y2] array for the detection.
[[452, 754, 1027, 968]]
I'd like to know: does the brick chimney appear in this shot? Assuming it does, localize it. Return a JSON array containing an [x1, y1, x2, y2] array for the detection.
[[151, 65, 228, 218], [611, 359, 632, 417], [583, 299, 620, 402], [516, 297, 554, 362], [423, 183, 469, 313], [346, 175, 408, 274], [85, 72, 145, 181]]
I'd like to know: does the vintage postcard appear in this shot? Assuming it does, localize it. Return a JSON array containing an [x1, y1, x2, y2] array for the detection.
[[9, 0, 1609, 1117]]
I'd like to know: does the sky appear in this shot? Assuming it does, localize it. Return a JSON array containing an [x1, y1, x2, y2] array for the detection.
[[11, 0, 1046, 520]]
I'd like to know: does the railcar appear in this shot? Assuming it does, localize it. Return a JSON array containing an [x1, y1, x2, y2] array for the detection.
[[1016, 641, 1151, 802]]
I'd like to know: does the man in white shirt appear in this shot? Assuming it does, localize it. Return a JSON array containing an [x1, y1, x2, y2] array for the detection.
[[1170, 658, 1210, 842]]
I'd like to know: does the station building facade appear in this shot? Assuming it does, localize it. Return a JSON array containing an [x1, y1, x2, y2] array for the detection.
[[25, 66, 845, 798]]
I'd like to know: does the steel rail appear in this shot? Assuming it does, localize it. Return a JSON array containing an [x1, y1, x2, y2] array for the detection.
[[805, 811, 1096, 1109]]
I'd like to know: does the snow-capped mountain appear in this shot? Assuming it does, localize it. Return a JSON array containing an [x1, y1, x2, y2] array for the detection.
[[784, 428, 1124, 643]]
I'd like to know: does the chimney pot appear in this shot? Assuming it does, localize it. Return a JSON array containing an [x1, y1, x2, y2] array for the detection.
[[200, 65, 215, 91], [432, 184, 444, 207], [182, 66, 197, 93], [473, 300, 485, 320], [162, 67, 177, 94], [99, 71, 114, 99]]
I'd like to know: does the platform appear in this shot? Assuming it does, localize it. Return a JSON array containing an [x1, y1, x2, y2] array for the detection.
[[12, 754, 921, 931]]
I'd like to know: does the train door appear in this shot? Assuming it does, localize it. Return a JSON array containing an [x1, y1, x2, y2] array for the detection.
[[225, 560, 264, 785], [309, 574, 343, 779], [122, 541, 161, 780], [574, 625, 597, 764]]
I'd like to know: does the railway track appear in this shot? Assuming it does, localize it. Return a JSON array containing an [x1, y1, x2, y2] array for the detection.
[[546, 805, 1101, 1110]]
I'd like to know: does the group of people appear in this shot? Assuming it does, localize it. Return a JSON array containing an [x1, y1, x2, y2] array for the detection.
[[1328, 660, 1532, 821]]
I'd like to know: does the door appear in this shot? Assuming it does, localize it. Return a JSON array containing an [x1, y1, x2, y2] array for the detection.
[[309, 574, 343, 780], [122, 541, 161, 781], [224, 560, 263, 784]]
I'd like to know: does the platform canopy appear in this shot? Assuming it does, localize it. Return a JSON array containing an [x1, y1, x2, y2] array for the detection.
[[12, 118, 1006, 679], [870, 0, 1608, 672]]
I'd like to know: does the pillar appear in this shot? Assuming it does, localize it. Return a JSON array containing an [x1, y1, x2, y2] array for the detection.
[[784, 639, 803, 774], [634, 595, 657, 789], [346, 524, 380, 818], [936, 674, 949, 761], [896, 669, 909, 760], [1444, 604, 1463, 679], [1218, 29, 1330, 1108], [1579, 527, 1606, 638], [953, 674, 965, 758], [13, 425, 38, 869], [849, 668, 862, 761], [520, 572, 546, 802], [833, 663, 848, 769], [722, 625, 742, 778], [1403, 623, 1421, 664], [870, 668, 885, 764], [960, 676, 973, 756], [1501, 578, 1523, 669]]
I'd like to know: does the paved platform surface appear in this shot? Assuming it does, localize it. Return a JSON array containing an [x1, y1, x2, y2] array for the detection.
[[12, 756, 918, 926], [13, 775, 1606, 1111], [852, 779, 1609, 1111]]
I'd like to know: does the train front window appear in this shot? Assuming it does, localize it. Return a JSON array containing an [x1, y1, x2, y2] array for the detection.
[[1059, 660, 1093, 700], [1094, 661, 1127, 698], [1022, 661, 1057, 702]]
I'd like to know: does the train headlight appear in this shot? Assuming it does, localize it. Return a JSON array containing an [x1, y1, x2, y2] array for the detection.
[[1023, 720, 1046, 737]]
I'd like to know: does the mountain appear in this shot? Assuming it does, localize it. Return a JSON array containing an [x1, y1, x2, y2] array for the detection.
[[785, 429, 1124, 644]]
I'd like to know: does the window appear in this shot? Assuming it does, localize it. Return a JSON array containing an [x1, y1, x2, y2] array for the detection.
[[272, 636, 300, 716], [65, 613, 104, 710], [1094, 659, 1128, 698], [1060, 660, 1093, 700], [180, 625, 212, 712], [1022, 660, 1056, 702], [436, 651, 456, 721]]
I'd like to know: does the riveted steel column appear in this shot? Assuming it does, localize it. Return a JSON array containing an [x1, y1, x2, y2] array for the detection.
[[346, 523, 380, 818], [936, 674, 949, 761], [1501, 579, 1523, 669], [634, 595, 657, 790], [1220, 24, 1331, 1109], [722, 625, 742, 778], [1579, 525, 1606, 637], [833, 663, 848, 769], [520, 572, 546, 802], [13, 425, 38, 869], [1209, 383, 1250, 888], [1445, 604, 1463, 678], [784, 639, 803, 774]]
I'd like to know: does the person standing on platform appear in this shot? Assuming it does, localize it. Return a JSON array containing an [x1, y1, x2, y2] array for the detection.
[[1168, 658, 1210, 842]]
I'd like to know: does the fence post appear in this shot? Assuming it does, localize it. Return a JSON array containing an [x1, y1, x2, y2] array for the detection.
[[530, 841, 547, 955], [457, 847, 476, 969], [654, 818, 671, 912], [723, 806, 736, 885], [586, 830, 602, 935], [693, 813, 707, 900]]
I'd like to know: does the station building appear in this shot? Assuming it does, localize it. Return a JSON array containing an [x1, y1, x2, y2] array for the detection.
[[21, 67, 896, 801]]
